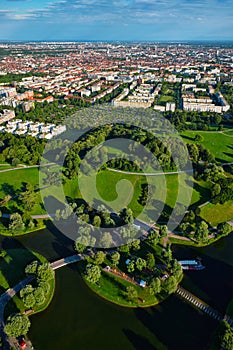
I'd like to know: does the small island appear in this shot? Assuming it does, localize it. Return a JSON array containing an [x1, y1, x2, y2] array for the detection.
[[0, 248, 55, 348]]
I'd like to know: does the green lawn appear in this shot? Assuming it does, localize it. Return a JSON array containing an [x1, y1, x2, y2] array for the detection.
[[67, 169, 210, 223], [0, 249, 46, 294], [82, 266, 168, 308], [159, 95, 174, 103], [200, 200, 233, 226], [181, 131, 233, 163]]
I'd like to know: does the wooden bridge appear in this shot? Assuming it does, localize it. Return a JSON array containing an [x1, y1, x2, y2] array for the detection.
[[176, 285, 233, 326]]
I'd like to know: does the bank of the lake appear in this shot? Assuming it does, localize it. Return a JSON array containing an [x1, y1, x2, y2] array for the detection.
[[1, 228, 231, 350], [0, 248, 55, 321]]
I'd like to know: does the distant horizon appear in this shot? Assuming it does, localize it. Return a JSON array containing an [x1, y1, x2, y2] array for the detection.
[[1, 39, 233, 44]]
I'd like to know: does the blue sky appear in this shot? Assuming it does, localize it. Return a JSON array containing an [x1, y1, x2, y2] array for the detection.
[[0, 0, 233, 41]]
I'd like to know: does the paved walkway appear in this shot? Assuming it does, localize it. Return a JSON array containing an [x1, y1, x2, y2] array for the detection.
[[0, 162, 55, 174]]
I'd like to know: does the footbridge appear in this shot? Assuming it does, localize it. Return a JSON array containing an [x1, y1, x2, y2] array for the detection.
[[176, 286, 233, 326]]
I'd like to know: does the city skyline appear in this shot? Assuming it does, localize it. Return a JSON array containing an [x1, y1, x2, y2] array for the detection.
[[0, 0, 233, 41]]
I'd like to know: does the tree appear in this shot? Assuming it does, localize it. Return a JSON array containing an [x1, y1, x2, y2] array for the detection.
[[99, 232, 113, 248], [28, 220, 35, 230], [211, 183, 221, 198], [127, 261, 135, 273], [149, 277, 161, 295], [146, 253, 155, 270], [19, 185, 37, 211], [37, 263, 55, 282], [195, 134, 204, 142], [93, 215, 101, 227], [38, 281, 50, 296], [221, 321, 233, 350], [20, 285, 34, 299], [135, 257, 147, 271], [187, 144, 199, 163], [126, 286, 138, 302], [23, 293, 36, 309], [120, 207, 134, 224], [171, 259, 183, 280], [147, 229, 159, 246], [159, 225, 168, 238], [4, 314, 31, 337], [195, 221, 209, 243], [179, 222, 190, 235], [164, 244, 173, 263], [163, 275, 177, 294], [9, 213, 25, 233], [130, 239, 140, 251], [34, 287, 45, 305], [25, 261, 39, 275], [85, 264, 101, 284], [75, 240, 86, 253], [111, 252, 120, 267], [217, 222, 232, 236], [119, 244, 130, 254], [94, 251, 106, 265]]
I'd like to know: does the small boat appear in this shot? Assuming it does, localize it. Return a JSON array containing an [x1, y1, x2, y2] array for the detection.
[[178, 259, 205, 271]]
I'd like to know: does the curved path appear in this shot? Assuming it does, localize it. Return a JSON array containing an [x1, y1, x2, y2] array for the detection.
[[0, 162, 55, 174]]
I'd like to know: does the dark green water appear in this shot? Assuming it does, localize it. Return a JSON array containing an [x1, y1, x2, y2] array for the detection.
[[1, 229, 232, 350]]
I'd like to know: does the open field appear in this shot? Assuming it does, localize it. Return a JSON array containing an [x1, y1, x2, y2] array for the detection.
[[181, 131, 233, 163], [0, 164, 212, 224], [200, 200, 233, 226], [0, 167, 45, 215]]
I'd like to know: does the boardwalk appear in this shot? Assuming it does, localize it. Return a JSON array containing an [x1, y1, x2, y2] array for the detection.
[[176, 285, 233, 326]]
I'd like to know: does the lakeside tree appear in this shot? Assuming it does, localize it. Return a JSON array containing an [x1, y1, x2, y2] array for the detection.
[[23, 293, 36, 309], [195, 221, 209, 243], [125, 286, 138, 302], [217, 222, 232, 236], [221, 321, 233, 350], [74, 240, 86, 253], [149, 277, 161, 295], [34, 287, 46, 305], [9, 213, 25, 233], [85, 264, 101, 284], [163, 275, 177, 294], [25, 261, 39, 275], [171, 259, 183, 280], [4, 314, 31, 338], [37, 263, 55, 282], [38, 281, 50, 296]]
